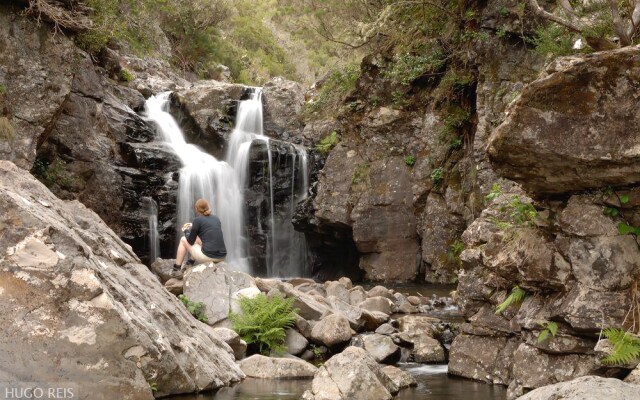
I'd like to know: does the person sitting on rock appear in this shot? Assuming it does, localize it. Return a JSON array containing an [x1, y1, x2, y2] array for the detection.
[[173, 198, 227, 274]]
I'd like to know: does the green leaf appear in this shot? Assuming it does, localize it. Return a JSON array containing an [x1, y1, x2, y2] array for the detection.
[[620, 195, 630, 204], [495, 286, 528, 314], [602, 328, 640, 365], [618, 223, 640, 235], [603, 207, 620, 217], [547, 321, 558, 337], [537, 330, 549, 343]]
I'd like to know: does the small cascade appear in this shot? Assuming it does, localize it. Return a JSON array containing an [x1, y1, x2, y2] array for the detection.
[[143, 197, 160, 264]]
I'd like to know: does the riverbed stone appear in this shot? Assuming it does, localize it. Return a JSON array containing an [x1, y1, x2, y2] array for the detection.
[[302, 346, 399, 400], [211, 327, 247, 360], [311, 314, 353, 349], [517, 375, 640, 400], [359, 297, 393, 315], [239, 355, 317, 379], [449, 334, 517, 384], [285, 328, 309, 356], [350, 286, 368, 306], [380, 366, 417, 389], [363, 334, 401, 364], [326, 281, 351, 304], [164, 278, 184, 295]]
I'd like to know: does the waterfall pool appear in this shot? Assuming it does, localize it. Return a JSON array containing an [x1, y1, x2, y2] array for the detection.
[[167, 363, 506, 400]]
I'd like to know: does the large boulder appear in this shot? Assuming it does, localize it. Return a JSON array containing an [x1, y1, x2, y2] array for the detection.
[[310, 314, 353, 349], [517, 375, 640, 400], [487, 46, 640, 194], [363, 334, 401, 364], [380, 366, 417, 389], [0, 161, 243, 398], [302, 346, 399, 400], [239, 355, 317, 379], [262, 77, 305, 141]]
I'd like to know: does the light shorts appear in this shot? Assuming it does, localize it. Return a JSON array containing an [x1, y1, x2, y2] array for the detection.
[[189, 244, 225, 264]]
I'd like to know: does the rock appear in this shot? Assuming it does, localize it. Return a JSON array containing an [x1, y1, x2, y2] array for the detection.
[[302, 346, 399, 400], [164, 278, 183, 295], [285, 328, 309, 356], [375, 324, 397, 335], [184, 264, 231, 325], [151, 258, 176, 283], [239, 355, 317, 379], [262, 77, 305, 140], [361, 310, 391, 331], [350, 286, 368, 306], [380, 366, 417, 389], [310, 314, 353, 349], [171, 80, 247, 158], [295, 314, 313, 338], [211, 328, 247, 360], [558, 195, 619, 237], [338, 277, 353, 289], [351, 157, 419, 281], [0, 161, 243, 397], [511, 343, 599, 390], [624, 365, 640, 384], [280, 284, 332, 321], [368, 286, 395, 300], [326, 281, 351, 304], [407, 296, 422, 306], [487, 46, 640, 194], [327, 296, 366, 330], [359, 297, 394, 315], [449, 334, 518, 384], [517, 375, 640, 400], [363, 334, 401, 364], [230, 286, 261, 314], [396, 332, 446, 363]]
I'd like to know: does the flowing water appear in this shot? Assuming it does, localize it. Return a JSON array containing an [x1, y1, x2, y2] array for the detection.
[[142, 196, 160, 263], [144, 89, 310, 276]]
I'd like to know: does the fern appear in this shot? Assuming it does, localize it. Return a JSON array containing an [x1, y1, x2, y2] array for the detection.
[[537, 321, 558, 343], [602, 328, 640, 365], [495, 286, 528, 315], [229, 293, 297, 355]]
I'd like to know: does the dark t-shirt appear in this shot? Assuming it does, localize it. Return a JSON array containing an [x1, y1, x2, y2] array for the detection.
[[187, 215, 227, 258]]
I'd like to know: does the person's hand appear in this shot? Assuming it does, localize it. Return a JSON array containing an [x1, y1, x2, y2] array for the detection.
[[181, 223, 192, 232]]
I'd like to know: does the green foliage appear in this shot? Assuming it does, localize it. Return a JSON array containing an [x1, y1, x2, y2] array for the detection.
[[443, 106, 471, 133], [447, 240, 465, 266], [537, 321, 558, 343], [495, 286, 528, 315], [148, 381, 158, 392], [404, 156, 415, 167], [603, 206, 621, 217], [620, 195, 630, 204], [0, 84, 6, 94], [529, 25, 575, 57], [430, 167, 444, 186], [178, 294, 208, 323], [229, 293, 297, 355], [449, 138, 462, 150], [382, 51, 446, 85], [486, 183, 503, 203], [499, 196, 538, 225], [315, 131, 339, 154], [602, 328, 640, 365], [120, 68, 134, 82], [30, 157, 78, 189], [305, 64, 359, 118], [391, 90, 410, 108], [618, 223, 640, 236]]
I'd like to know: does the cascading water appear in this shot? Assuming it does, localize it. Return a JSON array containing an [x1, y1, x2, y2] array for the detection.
[[145, 92, 249, 271], [144, 89, 310, 277], [143, 197, 160, 263]]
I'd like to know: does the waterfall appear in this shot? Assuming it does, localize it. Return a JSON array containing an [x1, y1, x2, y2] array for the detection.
[[145, 92, 249, 271], [144, 89, 310, 277], [143, 197, 160, 264]]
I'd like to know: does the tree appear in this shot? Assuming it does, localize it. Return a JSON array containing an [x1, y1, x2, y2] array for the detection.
[[527, 0, 640, 50]]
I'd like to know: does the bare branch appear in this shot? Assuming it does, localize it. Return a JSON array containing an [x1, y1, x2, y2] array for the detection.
[[558, 0, 579, 18], [630, 0, 640, 37], [526, 0, 584, 33], [610, 0, 632, 45], [24, 0, 92, 32]]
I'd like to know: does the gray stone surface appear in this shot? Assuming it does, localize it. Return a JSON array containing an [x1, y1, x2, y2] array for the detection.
[[517, 376, 640, 400], [310, 314, 353, 348], [239, 355, 317, 379]]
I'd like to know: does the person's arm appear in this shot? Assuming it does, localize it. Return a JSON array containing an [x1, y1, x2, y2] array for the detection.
[[187, 218, 200, 245]]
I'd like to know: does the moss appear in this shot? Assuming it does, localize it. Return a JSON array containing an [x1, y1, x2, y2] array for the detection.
[[120, 68, 134, 82]]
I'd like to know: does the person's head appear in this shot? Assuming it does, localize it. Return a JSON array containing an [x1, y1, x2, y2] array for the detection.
[[194, 198, 212, 216]]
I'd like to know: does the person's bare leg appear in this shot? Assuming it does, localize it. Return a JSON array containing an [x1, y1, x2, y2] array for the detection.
[[175, 236, 192, 267], [196, 236, 202, 245]]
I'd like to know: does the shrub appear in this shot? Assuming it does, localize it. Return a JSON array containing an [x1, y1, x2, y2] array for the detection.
[[485, 183, 502, 203], [382, 51, 446, 85], [404, 155, 415, 166], [447, 240, 464, 266], [178, 294, 208, 323], [120, 68, 134, 82], [430, 167, 444, 186], [305, 64, 359, 118], [229, 293, 297, 355], [315, 131, 338, 154]]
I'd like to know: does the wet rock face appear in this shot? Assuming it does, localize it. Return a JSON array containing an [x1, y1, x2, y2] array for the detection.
[[0, 161, 243, 398], [488, 46, 640, 195], [517, 375, 640, 400]]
